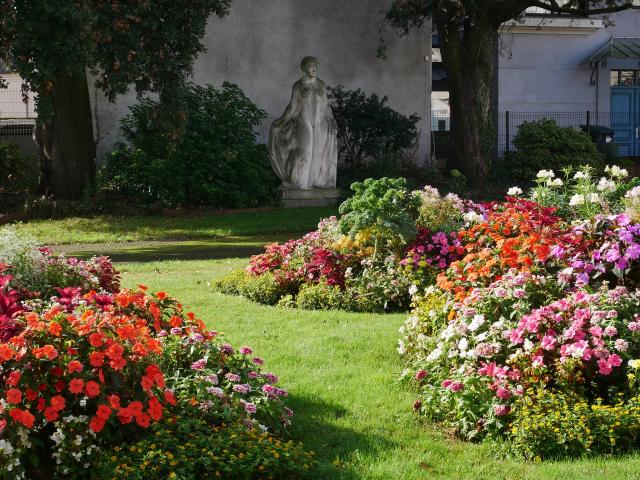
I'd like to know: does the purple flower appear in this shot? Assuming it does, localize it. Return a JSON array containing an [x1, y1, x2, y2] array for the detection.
[[225, 373, 241, 383], [263, 373, 279, 384], [252, 357, 264, 365], [205, 374, 219, 384], [220, 344, 235, 355], [207, 387, 225, 398], [243, 401, 257, 414], [493, 404, 510, 417], [239, 346, 253, 355], [170, 327, 182, 335], [232, 384, 251, 394]]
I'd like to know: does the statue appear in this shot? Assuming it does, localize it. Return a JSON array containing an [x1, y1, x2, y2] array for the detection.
[[269, 56, 338, 193]]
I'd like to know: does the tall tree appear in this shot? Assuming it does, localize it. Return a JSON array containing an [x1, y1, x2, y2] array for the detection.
[[385, 0, 633, 180], [0, 0, 231, 199]]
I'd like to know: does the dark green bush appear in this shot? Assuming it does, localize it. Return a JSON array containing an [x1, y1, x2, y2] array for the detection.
[[96, 418, 315, 479], [328, 85, 420, 174], [504, 119, 603, 182], [0, 141, 39, 209], [98, 82, 279, 209]]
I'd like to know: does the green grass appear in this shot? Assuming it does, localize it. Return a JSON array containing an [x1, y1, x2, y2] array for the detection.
[[112, 253, 640, 480], [11, 207, 336, 245]]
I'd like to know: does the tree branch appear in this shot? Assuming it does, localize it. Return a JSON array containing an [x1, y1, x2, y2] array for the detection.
[[529, 0, 633, 15]]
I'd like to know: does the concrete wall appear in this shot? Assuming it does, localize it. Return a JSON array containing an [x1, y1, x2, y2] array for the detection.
[[93, 0, 431, 163]]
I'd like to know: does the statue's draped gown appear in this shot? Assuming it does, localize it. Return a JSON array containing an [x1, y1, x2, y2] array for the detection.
[[268, 78, 337, 189]]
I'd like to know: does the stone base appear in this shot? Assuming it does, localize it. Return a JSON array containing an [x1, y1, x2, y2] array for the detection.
[[280, 187, 341, 208]]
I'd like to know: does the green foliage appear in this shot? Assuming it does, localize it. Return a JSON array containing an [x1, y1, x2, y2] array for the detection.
[[328, 85, 420, 171], [212, 269, 251, 296], [338, 177, 420, 254], [507, 389, 640, 460], [214, 270, 285, 306], [0, 0, 231, 115], [99, 82, 279, 208], [504, 119, 603, 182], [295, 283, 345, 311], [96, 418, 315, 479], [0, 141, 39, 207]]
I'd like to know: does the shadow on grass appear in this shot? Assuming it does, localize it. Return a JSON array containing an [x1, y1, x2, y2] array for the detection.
[[286, 395, 396, 479], [55, 235, 299, 263]]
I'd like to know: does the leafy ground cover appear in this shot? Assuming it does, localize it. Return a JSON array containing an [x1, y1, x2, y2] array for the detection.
[[114, 252, 640, 479], [11, 207, 336, 245]]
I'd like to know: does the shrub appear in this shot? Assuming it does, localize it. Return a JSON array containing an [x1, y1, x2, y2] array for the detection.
[[295, 283, 344, 311], [212, 269, 251, 296], [99, 82, 279, 209], [0, 141, 39, 208], [339, 177, 421, 256], [505, 119, 603, 182], [507, 389, 640, 459], [327, 85, 420, 171], [240, 272, 286, 306], [96, 418, 315, 479]]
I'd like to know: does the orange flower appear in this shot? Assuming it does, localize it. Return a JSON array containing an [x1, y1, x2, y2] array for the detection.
[[169, 316, 182, 328], [156, 291, 167, 301], [32, 345, 58, 360], [48, 322, 62, 337], [88, 332, 105, 347], [0, 344, 15, 362]]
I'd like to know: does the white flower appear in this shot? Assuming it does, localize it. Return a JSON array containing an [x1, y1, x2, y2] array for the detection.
[[397, 340, 406, 355], [573, 171, 588, 180], [408, 284, 418, 296], [547, 178, 563, 187], [536, 169, 555, 179], [625, 186, 640, 199], [524, 339, 534, 352], [458, 338, 469, 351], [588, 193, 601, 203], [606, 165, 628, 178], [597, 177, 616, 192], [463, 211, 484, 224], [569, 194, 585, 206], [468, 314, 485, 331], [426, 347, 443, 362], [507, 186, 523, 196]]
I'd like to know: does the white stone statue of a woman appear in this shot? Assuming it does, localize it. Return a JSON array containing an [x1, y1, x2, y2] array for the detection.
[[269, 56, 338, 191]]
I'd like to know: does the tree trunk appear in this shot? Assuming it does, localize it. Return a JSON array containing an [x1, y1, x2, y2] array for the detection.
[[35, 68, 95, 200], [435, 13, 498, 182]]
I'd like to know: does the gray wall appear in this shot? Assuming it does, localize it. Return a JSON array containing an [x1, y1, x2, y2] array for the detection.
[[93, 0, 431, 163]]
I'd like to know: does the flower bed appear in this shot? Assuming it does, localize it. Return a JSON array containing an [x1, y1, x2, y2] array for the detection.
[[218, 165, 640, 459], [0, 227, 309, 479]]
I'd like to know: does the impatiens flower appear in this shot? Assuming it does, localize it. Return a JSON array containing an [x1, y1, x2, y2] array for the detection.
[[6, 388, 22, 404], [85, 381, 101, 398], [414, 369, 427, 380], [69, 378, 84, 394], [67, 360, 83, 374]]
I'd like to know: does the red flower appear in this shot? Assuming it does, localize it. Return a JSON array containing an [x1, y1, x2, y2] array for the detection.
[[69, 378, 84, 394], [89, 351, 105, 367], [6, 388, 22, 404], [67, 360, 83, 374], [50, 366, 63, 377], [32, 345, 58, 360], [89, 332, 105, 348], [89, 416, 106, 433], [25, 389, 38, 401], [108, 394, 121, 409], [9, 408, 35, 428], [96, 404, 112, 420], [135, 412, 151, 428], [0, 344, 15, 362], [6, 371, 21, 387], [48, 322, 62, 337], [163, 389, 177, 406], [44, 406, 60, 422], [85, 381, 100, 398]]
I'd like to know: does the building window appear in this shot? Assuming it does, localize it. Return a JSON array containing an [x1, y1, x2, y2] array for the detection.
[[611, 70, 640, 87]]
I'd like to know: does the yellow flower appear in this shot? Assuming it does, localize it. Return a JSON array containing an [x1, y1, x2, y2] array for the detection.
[[629, 359, 640, 369]]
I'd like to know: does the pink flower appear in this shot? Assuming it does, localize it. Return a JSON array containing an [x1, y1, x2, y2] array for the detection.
[[493, 404, 510, 417], [604, 326, 618, 337], [598, 358, 613, 375], [541, 335, 556, 351], [414, 369, 427, 381], [496, 388, 511, 400], [239, 346, 253, 355], [448, 381, 464, 392]]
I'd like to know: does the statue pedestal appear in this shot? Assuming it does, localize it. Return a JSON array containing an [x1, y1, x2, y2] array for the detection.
[[280, 187, 341, 208]]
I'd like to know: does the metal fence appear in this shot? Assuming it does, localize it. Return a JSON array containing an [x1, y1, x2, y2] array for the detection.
[[0, 77, 36, 141], [430, 111, 638, 161]]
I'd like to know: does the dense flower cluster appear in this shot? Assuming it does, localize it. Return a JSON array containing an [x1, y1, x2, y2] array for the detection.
[[398, 166, 640, 458], [0, 236, 296, 479]]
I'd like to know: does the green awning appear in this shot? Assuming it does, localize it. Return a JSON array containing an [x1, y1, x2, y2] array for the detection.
[[584, 37, 640, 65]]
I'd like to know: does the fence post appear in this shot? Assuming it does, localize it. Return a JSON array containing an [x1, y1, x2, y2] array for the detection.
[[586, 110, 591, 135], [505, 111, 510, 152]]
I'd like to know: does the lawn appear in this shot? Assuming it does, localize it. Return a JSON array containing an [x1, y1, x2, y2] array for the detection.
[[12, 207, 336, 245], [108, 249, 640, 480]]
